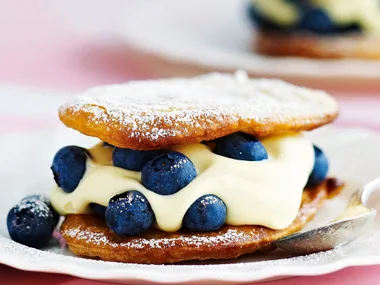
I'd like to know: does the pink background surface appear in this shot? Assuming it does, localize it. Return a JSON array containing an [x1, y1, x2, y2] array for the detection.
[[1, 1, 380, 284]]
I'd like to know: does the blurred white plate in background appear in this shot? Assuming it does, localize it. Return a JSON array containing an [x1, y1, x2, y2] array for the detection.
[[119, 0, 380, 84], [1, 127, 380, 284]]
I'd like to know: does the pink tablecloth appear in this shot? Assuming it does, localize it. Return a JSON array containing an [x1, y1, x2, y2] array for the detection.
[[1, 1, 380, 284]]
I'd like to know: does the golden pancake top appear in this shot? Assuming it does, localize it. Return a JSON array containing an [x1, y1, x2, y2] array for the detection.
[[59, 72, 338, 150]]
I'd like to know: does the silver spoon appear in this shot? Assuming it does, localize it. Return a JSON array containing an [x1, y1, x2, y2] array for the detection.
[[272, 177, 380, 254]]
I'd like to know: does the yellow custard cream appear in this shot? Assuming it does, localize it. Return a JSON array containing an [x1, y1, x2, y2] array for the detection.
[[253, 0, 380, 33], [51, 133, 314, 232]]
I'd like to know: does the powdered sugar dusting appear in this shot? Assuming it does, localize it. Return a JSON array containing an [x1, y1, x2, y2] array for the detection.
[[15, 200, 51, 219], [65, 226, 252, 250], [60, 72, 337, 143]]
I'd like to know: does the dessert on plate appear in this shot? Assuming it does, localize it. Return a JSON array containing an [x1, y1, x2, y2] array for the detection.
[[7, 72, 342, 264], [249, 0, 380, 58]]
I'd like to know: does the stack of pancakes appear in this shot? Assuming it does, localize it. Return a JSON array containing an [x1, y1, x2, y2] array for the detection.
[[56, 72, 341, 264]]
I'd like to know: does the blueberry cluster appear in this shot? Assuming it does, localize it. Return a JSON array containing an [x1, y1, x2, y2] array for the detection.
[[108, 133, 268, 235], [46, 133, 328, 237], [248, 1, 361, 35], [7, 195, 59, 248]]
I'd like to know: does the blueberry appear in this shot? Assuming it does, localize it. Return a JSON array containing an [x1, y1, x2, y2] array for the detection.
[[21, 195, 60, 227], [113, 148, 163, 171], [141, 152, 197, 195], [51, 146, 88, 193], [214, 133, 268, 161], [290, 3, 361, 34], [90, 203, 107, 217], [105, 191, 154, 236], [298, 8, 336, 34], [183, 195, 227, 232], [307, 145, 329, 187], [7, 200, 55, 248]]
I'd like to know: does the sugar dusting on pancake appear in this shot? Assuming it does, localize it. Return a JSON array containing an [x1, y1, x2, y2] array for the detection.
[[59, 72, 338, 149]]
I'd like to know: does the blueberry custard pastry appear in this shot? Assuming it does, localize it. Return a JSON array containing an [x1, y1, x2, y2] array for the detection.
[[7, 72, 343, 264], [249, 0, 380, 58]]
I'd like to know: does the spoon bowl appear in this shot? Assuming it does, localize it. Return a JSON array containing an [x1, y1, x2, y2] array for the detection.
[[273, 177, 380, 254], [273, 210, 376, 254]]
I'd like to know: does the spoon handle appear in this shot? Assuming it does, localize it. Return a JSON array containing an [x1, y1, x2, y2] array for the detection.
[[349, 177, 380, 207]]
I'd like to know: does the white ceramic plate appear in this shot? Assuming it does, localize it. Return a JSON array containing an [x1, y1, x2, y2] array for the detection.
[[1, 126, 380, 284], [120, 0, 380, 82]]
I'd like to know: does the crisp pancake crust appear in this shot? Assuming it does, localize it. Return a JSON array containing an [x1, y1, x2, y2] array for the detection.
[[255, 32, 380, 59], [59, 72, 338, 150], [61, 180, 342, 264]]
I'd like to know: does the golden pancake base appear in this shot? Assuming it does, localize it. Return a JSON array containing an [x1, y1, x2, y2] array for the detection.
[[61, 179, 343, 264], [254, 32, 380, 59]]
